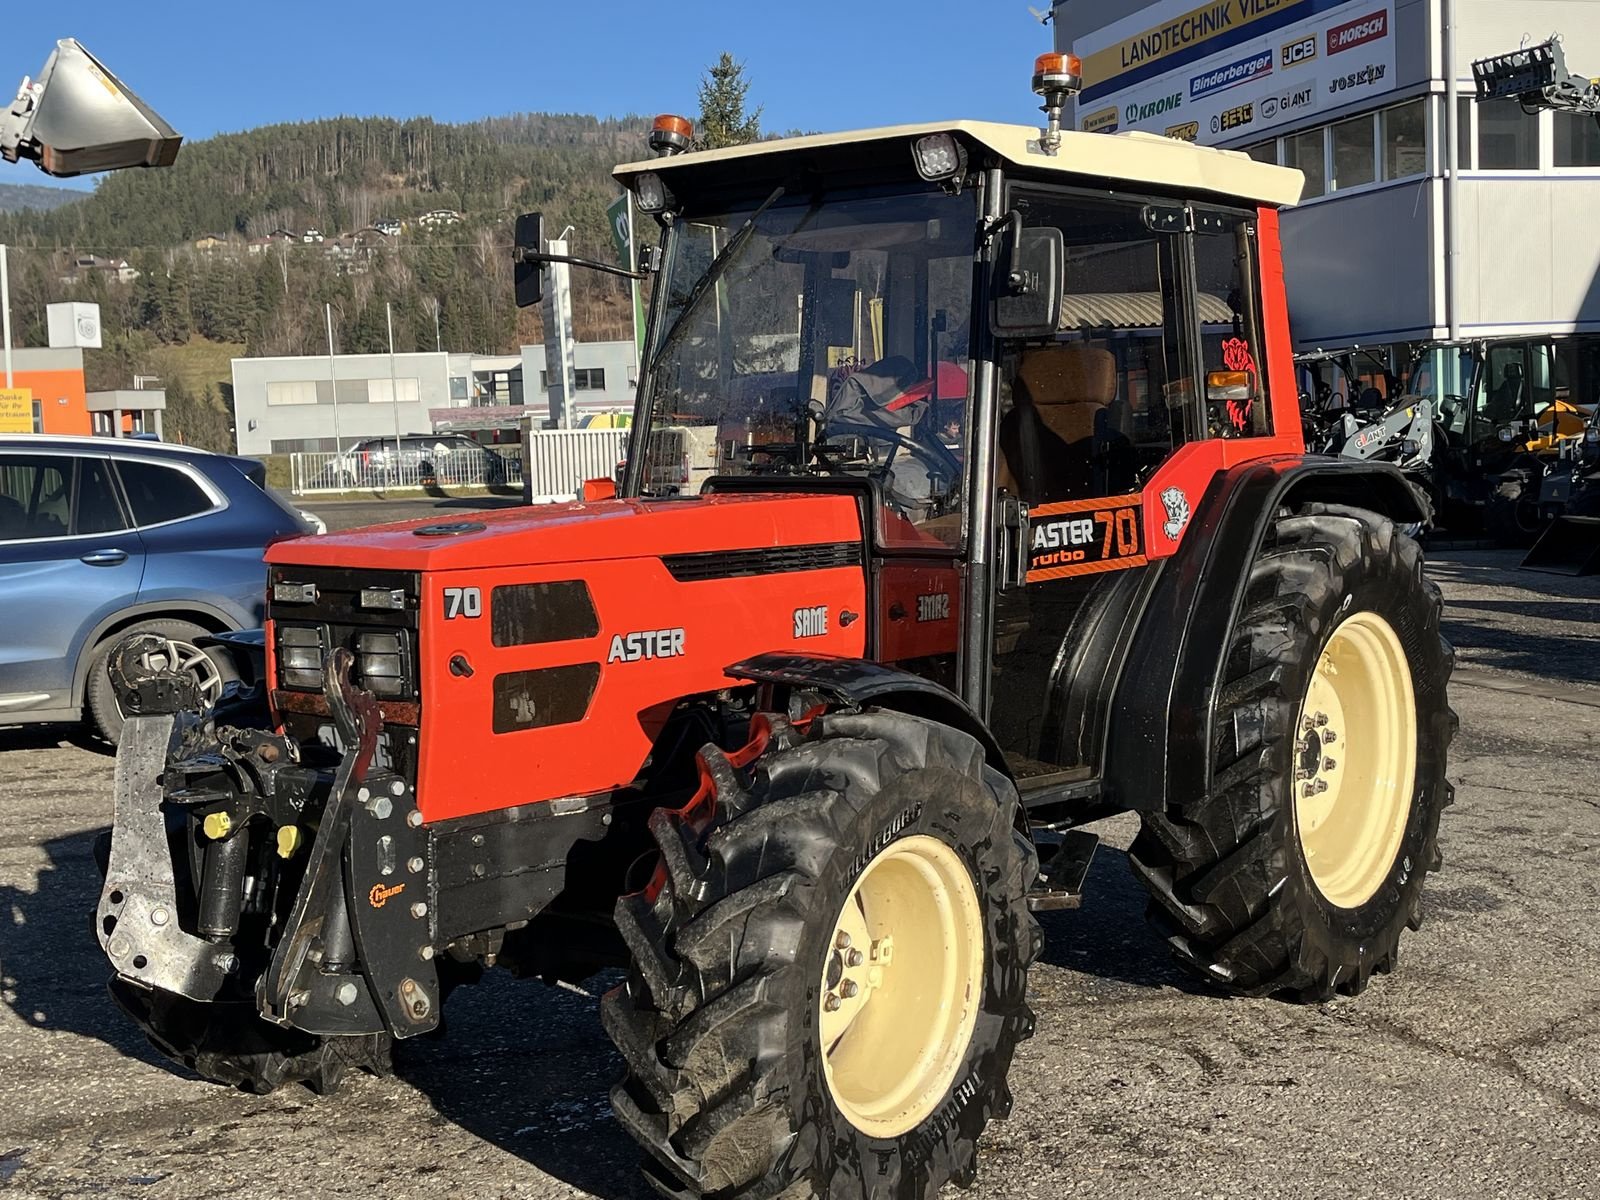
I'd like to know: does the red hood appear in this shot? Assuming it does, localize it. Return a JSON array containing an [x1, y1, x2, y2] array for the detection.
[[267, 493, 865, 572]]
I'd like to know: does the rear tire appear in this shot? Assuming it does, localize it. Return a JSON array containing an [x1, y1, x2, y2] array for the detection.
[[1128, 504, 1454, 999], [604, 709, 1039, 1198], [86, 619, 237, 746]]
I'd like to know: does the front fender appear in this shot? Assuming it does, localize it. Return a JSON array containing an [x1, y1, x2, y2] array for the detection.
[[726, 652, 1010, 776]]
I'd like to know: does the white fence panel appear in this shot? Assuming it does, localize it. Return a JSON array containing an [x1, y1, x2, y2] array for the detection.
[[522, 428, 629, 502], [287, 445, 523, 495]]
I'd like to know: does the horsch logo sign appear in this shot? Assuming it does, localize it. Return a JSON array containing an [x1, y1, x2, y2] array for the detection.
[[1326, 9, 1388, 55]]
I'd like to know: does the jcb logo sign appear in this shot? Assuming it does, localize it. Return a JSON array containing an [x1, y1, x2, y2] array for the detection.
[[1281, 35, 1317, 68]]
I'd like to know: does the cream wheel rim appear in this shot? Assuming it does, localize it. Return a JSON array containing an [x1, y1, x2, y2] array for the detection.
[[1294, 610, 1418, 909], [818, 834, 985, 1139]]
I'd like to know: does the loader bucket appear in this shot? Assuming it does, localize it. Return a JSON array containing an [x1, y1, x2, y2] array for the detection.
[[1521, 516, 1600, 575]]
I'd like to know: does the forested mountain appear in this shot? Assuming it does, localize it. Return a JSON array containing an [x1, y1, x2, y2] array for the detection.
[[0, 113, 654, 447], [0, 181, 83, 213]]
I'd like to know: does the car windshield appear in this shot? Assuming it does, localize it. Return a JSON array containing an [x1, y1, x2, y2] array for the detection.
[[639, 185, 979, 540]]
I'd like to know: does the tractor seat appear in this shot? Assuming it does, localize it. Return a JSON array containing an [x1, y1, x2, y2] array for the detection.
[[997, 345, 1118, 504]]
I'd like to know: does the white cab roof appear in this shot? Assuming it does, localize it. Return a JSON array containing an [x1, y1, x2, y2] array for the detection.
[[615, 120, 1305, 208]]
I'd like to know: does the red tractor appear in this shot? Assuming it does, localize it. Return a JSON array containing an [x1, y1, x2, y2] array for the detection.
[[96, 55, 1453, 1200]]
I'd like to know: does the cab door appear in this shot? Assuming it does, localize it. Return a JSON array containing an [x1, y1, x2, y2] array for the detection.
[[0, 453, 143, 716], [982, 192, 1271, 788]]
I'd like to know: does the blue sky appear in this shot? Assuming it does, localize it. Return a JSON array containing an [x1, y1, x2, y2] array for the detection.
[[2, 1, 1055, 192]]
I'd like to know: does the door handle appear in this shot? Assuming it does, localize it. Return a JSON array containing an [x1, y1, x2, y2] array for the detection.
[[80, 549, 129, 567]]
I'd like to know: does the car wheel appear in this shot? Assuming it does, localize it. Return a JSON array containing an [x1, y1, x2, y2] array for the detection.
[[86, 619, 238, 746]]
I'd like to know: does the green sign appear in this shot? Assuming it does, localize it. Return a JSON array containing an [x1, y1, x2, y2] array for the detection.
[[607, 193, 646, 358]]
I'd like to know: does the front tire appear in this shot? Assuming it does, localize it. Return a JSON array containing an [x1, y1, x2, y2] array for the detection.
[[1129, 504, 1454, 999], [603, 709, 1040, 1198]]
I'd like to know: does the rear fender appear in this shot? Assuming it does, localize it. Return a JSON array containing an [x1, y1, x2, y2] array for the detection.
[[1105, 457, 1427, 814]]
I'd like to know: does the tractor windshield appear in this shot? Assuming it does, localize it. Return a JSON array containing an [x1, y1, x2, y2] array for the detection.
[[638, 185, 978, 546]]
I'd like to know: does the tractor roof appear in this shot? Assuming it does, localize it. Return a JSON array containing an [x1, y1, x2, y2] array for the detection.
[[615, 120, 1305, 209]]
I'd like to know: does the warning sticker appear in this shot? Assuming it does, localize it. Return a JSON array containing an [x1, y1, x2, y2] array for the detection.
[[1026, 495, 1148, 583]]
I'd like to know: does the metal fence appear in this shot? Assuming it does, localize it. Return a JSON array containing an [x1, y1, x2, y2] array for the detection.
[[285, 429, 627, 500], [288, 447, 523, 495]]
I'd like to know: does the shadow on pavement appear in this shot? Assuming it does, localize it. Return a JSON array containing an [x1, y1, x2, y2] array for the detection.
[[397, 971, 651, 1199], [0, 827, 170, 1071], [1033, 842, 1209, 996], [0, 724, 109, 756]]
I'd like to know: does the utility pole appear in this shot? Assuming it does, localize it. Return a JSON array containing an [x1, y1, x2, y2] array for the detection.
[[1, 243, 12, 388], [325, 303, 344, 457], [387, 301, 402, 456]]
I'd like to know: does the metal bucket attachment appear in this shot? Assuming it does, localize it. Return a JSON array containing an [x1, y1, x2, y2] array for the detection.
[[1521, 516, 1600, 576]]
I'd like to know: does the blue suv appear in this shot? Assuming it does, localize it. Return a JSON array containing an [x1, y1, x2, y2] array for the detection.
[[0, 436, 314, 743]]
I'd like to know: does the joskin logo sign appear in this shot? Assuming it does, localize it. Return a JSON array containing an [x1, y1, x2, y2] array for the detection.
[[1127, 93, 1184, 122]]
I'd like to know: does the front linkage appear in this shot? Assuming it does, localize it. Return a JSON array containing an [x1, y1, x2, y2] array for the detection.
[[96, 634, 430, 1088]]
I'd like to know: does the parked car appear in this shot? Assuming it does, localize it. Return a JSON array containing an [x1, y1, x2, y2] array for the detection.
[[311, 434, 511, 489], [0, 436, 316, 743]]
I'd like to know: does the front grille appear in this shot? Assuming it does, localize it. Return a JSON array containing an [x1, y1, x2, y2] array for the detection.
[[662, 541, 862, 583], [269, 566, 421, 700]]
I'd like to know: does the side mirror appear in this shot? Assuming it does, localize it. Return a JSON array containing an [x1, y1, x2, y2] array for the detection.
[[991, 218, 1063, 338], [1, 39, 180, 177], [513, 212, 546, 308]]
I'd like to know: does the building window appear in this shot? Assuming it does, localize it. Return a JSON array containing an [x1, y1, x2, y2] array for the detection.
[[1456, 96, 1474, 169], [1477, 100, 1539, 169], [1554, 111, 1600, 167], [270, 437, 339, 453], [449, 375, 470, 400], [1382, 100, 1427, 179], [574, 368, 606, 391], [1284, 127, 1326, 198], [1331, 115, 1376, 190], [1244, 141, 1277, 164], [30, 400, 42, 433], [368, 377, 420, 404], [266, 380, 318, 406]]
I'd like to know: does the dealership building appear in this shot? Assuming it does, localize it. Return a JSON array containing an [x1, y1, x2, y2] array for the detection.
[[1053, 0, 1600, 392], [230, 341, 637, 456]]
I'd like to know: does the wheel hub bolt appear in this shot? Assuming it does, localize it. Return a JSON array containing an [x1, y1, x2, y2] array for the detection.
[[824, 993, 842, 1012], [846, 948, 864, 967], [1314, 712, 1329, 727], [840, 979, 859, 999], [835, 931, 851, 950], [1310, 779, 1329, 795], [1323, 757, 1338, 771], [1323, 729, 1338, 744]]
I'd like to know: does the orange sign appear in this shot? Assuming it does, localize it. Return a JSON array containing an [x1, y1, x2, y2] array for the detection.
[[1027, 495, 1149, 583], [0, 387, 32, 433]]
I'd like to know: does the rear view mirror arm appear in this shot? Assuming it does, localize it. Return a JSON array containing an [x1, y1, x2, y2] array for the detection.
[[510, 247, 650, 282]]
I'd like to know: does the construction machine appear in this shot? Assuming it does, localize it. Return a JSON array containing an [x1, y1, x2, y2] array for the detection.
[[92, 53, 1455, 1199]]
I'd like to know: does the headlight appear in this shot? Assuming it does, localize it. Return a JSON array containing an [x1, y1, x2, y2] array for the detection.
[[1497, 425, 1516, 442], [356, 631, 411, 698], [912, 133, 967, 182], [634, 172, 672, 214], [276, 625, 324, 691]]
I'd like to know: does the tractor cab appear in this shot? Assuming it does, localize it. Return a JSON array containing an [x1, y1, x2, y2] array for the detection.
[[567, 93, 1307, 786]]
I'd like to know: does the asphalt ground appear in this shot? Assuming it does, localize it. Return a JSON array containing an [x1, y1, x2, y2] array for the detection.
[[0, 529, 1596, 1200]]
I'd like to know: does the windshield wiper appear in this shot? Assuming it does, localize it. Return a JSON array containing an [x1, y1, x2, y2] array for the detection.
[[649, 184, 788, 371]]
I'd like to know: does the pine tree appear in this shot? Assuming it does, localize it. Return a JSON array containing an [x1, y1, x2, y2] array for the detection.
[[696, 54, 763, 151]]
